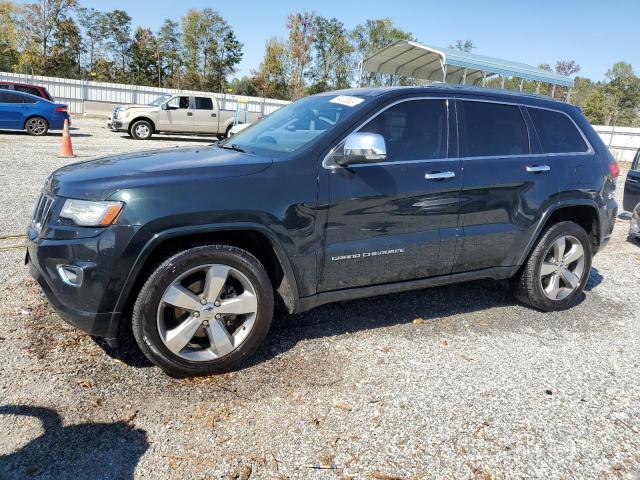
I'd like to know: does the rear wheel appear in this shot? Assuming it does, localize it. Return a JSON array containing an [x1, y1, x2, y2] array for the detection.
[[25, 117, 48, 136], [132, 245, 274, 376], [510, 221, 592, 311], [130, 120, 153, 140]]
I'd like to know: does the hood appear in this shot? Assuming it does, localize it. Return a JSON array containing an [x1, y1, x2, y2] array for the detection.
[[47, 145, 273, 200]]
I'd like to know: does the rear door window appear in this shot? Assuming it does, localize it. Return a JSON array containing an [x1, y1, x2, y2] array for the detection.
[[195, 97, 214, 110], [528, 107, 588, 153], [358, 99, 448, 162], [458, 101, 529, 157]]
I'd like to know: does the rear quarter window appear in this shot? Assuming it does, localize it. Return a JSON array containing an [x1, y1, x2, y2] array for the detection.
[[458, 101, 529, 157], [528, 108, 588, 154]]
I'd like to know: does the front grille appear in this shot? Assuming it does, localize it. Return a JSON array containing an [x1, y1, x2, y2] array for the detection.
[[32, 193, 55, 234]]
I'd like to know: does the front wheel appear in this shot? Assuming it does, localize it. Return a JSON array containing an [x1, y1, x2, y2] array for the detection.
[[510, 221, 592, 311], [130, 120, 153, 140], [132, 245, 274, 376], [25, 117, 49, 136]]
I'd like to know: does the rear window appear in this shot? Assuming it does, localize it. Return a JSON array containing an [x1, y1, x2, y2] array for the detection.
[[195, 97, 213, 110], [14, 85, 40, 97], [459, 101, 529, 157], [528, 108, 588, 154]]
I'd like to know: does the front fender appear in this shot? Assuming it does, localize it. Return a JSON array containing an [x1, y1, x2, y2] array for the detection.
[[112, 222, 301, 317]]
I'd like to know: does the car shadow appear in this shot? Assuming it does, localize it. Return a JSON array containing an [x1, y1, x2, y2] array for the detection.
[[118, 135, 218, 143], [0, 130, 93, 137], [98, 274, 597, 373], [585, 267, 603, 291], [0, 404, 148, 479]]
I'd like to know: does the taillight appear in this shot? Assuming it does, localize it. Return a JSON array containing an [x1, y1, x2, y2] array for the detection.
[[609, 160, 620, 177], [54, 106, 67, 112]]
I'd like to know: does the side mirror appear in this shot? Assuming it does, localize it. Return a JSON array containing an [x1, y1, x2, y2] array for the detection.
[[336, 132, 387, 166], [161, 103, 168, 110]]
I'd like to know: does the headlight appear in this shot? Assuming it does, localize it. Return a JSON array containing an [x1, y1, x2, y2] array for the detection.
[[60, 199, 124, 227]]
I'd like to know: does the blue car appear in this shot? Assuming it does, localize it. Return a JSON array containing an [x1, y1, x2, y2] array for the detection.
[[0, 89, 69, 136]]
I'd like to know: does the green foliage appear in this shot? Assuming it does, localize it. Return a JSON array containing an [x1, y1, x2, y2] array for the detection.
[[351, 18, 414, 86], [181, 8, 242, 92], [0, 2, 19, 71]]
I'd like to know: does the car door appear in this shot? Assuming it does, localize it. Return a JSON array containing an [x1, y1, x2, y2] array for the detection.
[[623, 149, 640, 212], [192, 96, 219, 134], [452, 99, 560, 273], [156, 95, 193, 132], [0, 91, 26, 129], [319, 97, 461, 292]]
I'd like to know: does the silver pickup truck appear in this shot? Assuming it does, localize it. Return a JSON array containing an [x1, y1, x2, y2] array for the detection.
[[109, 94, 261, 140]]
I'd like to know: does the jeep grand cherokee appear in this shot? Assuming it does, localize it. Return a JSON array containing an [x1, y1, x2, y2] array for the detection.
[[26, 86, 619, 376]]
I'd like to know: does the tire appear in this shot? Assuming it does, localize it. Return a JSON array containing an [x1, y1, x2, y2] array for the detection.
[[25, 116, 49, 136], [132, 245, 274, 376], [510, 221, 592, 311], [130, 120, 153, 140]]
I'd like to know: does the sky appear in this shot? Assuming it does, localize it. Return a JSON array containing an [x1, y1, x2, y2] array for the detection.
[[15, 0, 640, 81]]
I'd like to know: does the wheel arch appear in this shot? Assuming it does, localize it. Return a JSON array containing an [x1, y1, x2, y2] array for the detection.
[[516, 200, 601, 268], [114, 223, 300, 327]]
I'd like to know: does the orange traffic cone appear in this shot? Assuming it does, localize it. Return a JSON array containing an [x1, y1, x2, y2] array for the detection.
[[59, 118, 76, 158]]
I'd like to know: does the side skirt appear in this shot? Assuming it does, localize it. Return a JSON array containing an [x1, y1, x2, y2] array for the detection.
[[297, 266, 515, 313]]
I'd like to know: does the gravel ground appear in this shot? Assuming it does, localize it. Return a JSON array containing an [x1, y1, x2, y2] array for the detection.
[[0, 118, 639, 479]]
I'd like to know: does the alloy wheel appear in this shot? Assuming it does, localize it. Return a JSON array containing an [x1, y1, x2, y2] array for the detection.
[[156, 264, 258, 361], [26, 118, 47, 135], [539, 235, 585, 301]]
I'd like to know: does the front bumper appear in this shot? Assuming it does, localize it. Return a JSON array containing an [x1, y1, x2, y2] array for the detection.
[[26, 223, 137, 343]]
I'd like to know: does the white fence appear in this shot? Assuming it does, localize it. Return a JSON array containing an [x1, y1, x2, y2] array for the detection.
[[0, 71, 290, 116], [593, 125, 640, 163]]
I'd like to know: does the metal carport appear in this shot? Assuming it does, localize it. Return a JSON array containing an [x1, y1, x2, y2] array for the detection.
[[360, 40, 574, 100]]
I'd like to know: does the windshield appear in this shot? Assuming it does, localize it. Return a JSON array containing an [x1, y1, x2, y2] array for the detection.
[[149, 94, 171, 106], [221, 94, 372, 157]]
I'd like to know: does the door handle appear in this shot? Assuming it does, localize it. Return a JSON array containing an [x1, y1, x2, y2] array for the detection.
[[526, 165, 550, 173], [187, 112, 193, 117], [425, 171, 455, 180], [627, 177, 639, 183], [211, 113, 217, 117]]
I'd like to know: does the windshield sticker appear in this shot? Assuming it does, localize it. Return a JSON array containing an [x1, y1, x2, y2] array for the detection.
[[329, 95, 364, 107]]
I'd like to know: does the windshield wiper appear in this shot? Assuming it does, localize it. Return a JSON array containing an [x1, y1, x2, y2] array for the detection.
[[219, 143, 247, 153]]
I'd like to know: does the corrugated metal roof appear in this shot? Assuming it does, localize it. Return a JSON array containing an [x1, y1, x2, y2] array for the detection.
[[362, 40, 574, 88]]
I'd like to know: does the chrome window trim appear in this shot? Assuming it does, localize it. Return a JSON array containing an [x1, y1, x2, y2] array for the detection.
[[322, 95, 594, 170]]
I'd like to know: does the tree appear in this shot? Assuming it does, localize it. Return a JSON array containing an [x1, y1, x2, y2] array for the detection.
[[450, 40, 474, 52], [181, 8, 242, 91], [77, 7, 107, 76], [286, 11, 316, 99], [101, 9, 132, 80], [47, 16, 81, 76], [129, 27, 158, 86], [0, 2, 20, 71], [308, 16, 353, 93], [18, 0, 78, 74], [251, 37, 289, 100], [351, 18, 414, 86], [603, 62, 640, 126], [157, 19, 182, 88]]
